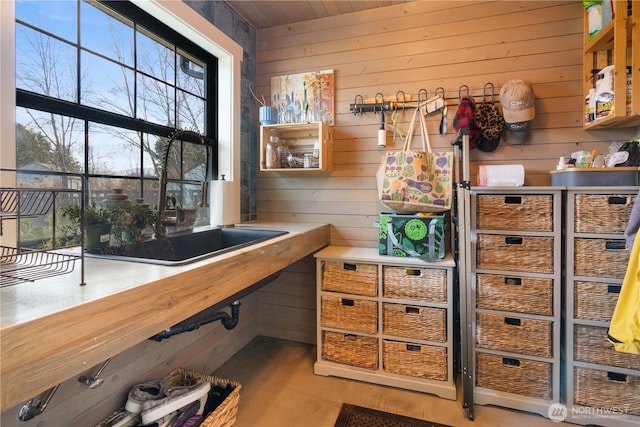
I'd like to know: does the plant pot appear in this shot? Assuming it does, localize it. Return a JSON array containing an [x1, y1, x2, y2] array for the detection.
[[85, 223, 111, 251], [259, 106, 278, 125]]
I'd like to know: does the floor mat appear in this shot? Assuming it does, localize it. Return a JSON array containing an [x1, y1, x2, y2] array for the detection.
[[334, 403, 453, 427]]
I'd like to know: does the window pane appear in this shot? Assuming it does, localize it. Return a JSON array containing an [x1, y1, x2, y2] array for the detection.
[[137, 74, 175, 126], [16, 107, 84, 173], [143, 134, 161, 178], [88, 123, 141, 175], [16, 24, 77, 102], [177, 50, 204, 95], [81, 50, 134, 116], [177, 90, 205, 131], [136, 27, 175, 84], [16, 0, 77, 43], [80, 0, 134, 66]]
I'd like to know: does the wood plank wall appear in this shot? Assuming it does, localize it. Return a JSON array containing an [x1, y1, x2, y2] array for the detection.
[[253, 0, 638, 344], [255, 0, 637, 248]]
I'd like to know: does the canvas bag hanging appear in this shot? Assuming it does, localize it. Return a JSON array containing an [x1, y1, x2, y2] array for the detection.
[[377, 106, 453, 213]]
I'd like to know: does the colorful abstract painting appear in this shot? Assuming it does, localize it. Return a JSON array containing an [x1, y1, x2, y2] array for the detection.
[[270, 69, 334, 125]]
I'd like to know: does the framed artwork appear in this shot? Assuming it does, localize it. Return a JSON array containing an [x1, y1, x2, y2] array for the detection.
[[270, 69, 334, 125]]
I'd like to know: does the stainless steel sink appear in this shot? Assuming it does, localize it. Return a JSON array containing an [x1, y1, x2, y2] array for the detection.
[[85, 227, 288, 265]]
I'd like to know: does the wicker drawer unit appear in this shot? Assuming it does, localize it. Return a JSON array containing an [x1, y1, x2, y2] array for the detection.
[[565, 188, 640, 426], [574, 367, 640, 416], [321, 260, 378, 296], [476, 352, 552, 400], [383, 266, 447, 303], [476, 194, 554, 232], [476, 273, 553, 316], [321, 331, 378, 370], [476, 234, 554, 274], [574, 193, 637, 234], [315, 247, 456, 400], [574, 238, 629, 279], [476, 313, 552, 358], [320, 295, 377, 334], [383, 340, 447, 381], [382, 303, 446, 342], [574, 281, 620, 321], [574, 324, 640, 370]]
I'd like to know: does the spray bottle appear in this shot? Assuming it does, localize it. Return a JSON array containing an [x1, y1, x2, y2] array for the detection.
[[595, 65, 615, 119]]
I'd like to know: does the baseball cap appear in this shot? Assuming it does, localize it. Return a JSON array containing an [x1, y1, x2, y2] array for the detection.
[[499, 80, 535, 123], [503, 121, 531, 145]]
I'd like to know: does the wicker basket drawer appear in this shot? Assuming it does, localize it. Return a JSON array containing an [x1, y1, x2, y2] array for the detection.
[[574, 238, 629, 279], [382, 303, 446, 342], [476, 352, 552, 400], [574, 367, 640, 416], [574, 281, 620, 321], [574, 324, 640, 370], [477, 273, 553, 316], [476, 194, 553, 232], [383, 266, 447, 303], [476, 312, 552, 358], [574, 194, 637, 234], [321, 261, 378, 296], [322, 331, 378, 370], [320, 295, 377, 334], [383, 340, 447, 381], [477, 234, 554, 274]]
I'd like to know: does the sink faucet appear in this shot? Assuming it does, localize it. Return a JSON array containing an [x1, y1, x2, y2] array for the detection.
[[157, 129, 209, 237]]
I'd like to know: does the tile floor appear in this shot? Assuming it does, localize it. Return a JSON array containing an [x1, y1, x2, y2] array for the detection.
[[214, 336, 574, 427]]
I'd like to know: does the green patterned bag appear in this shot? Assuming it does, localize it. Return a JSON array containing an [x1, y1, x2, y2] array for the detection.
[[378, 213, 448, 262]]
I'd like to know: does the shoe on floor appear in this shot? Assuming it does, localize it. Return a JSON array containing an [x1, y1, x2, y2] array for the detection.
[[140, 380, 211, 426], [126, 379, 169, 414]]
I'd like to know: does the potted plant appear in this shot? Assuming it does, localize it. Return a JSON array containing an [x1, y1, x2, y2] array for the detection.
[[249, 82, 277, 125], [60, 203, 112, 251]]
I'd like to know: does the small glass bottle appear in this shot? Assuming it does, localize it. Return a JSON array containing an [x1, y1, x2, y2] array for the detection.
[[266, 136, 279, 169]]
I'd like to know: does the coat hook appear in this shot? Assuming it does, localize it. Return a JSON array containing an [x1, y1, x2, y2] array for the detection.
[[396, 91, 407, 111], [353, 94, 364, 116], [458, 84, 470, 101], [435, 87, 445, 99], [374, 93, 384, 114], [483, 82, 496, 103], [418, 88, 428, 105]]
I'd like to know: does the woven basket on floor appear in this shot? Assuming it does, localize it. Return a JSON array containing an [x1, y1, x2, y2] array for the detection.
[[574, 194, 637, 234], [476, 194, 554, 232], [382, 266, 447, 303], [476, 273, 553, 316], [476, 312, 552, 358], [477, 234, 554, 274], [166, 368, 241, 427], [574, 324, 640, 370], [574, 367, 640, 416], [321, 261, 378, 296], [383, 340, 447, 381], [574, 281, 619, 321], [476, 352, 552, 400], [574, 238, 629, 279]]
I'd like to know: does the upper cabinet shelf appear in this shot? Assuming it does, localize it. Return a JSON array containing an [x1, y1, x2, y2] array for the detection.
[[583, 1, 640, 129], [260, 122, 333, 173]]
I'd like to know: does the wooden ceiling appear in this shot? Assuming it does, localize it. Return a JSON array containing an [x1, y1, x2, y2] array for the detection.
[[225, 1, 415, 29]]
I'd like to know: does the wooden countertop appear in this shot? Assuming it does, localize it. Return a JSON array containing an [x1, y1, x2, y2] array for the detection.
[[0, 222, 330, 409]]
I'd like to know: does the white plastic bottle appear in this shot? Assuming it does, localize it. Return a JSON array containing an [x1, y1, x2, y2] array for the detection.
[[595, 65, 615, 119]]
